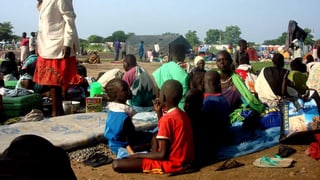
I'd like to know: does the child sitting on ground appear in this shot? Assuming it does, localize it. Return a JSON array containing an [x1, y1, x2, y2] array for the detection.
[[65, 63, 89, 105], [203, 70, 231, 149], [112, 79, 194, 174], [104, 78, 137, 155], [288, 57, 308, 95], [0, 52, 19, 82], [184, 88, 207, 167]]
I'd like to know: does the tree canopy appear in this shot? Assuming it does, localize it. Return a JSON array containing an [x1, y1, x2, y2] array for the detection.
[[87, 35, 104, 43], [0, 22, 14, 41], [223, 26, 241, 45], [104, 31, 135, 42], [205, 29, 222, 44], [185, 30, 200, 47], [263, 28, 315, 45], [204, 26, 241, 45]]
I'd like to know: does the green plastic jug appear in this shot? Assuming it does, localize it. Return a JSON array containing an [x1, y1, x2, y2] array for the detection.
[[90, 82, 102, 97]]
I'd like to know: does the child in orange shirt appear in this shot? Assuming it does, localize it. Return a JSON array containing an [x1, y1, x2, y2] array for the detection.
[[112, 80, 194, 174]]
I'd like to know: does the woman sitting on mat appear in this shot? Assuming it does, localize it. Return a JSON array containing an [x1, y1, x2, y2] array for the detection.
[[216, 50, 264, 124]]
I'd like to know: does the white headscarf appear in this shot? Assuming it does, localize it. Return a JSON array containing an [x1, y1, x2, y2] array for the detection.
[[194, 56, 204, 66]]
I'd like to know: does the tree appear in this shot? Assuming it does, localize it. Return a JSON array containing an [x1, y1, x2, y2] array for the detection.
[[126, 32, 135, 39], [112, 31, 127, 42], [263, 32, 287, 45], [105, 31, 134, 42], [79, 39, 89, 49], [87, 35, 104, 43], [263, 27, 314, 46], [304, 28, 314, 45], [223, 25, 241, 45], [0, 22, 14, 41], [104, 36, 113, 42], [185, 30, 200, 47], [278, 32, 287, 45], [205, 29, 222, 44]]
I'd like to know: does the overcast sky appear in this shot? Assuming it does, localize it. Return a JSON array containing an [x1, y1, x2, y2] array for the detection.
[[1, 0, 319, 44]]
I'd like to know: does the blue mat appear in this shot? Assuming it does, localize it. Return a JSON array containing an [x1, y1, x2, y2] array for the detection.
[[216, 125, 280, 160]]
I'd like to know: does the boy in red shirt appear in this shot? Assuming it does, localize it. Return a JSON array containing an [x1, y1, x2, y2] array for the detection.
[[112, 79, 194, 174]]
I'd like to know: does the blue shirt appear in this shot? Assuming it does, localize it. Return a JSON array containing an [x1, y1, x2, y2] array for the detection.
[[104, 111, 134, 154]]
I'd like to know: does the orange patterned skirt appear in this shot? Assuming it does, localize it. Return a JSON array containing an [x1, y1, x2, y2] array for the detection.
[[33, 56, 81, 89]]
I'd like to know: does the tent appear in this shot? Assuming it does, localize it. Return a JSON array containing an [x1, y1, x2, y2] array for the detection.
[[125, 35, 191, 57]]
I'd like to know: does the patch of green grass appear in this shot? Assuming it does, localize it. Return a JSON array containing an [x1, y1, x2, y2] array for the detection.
[[208, 61, 287, 74], [251, 61, 290, 72], [251, 61, 273, 72]]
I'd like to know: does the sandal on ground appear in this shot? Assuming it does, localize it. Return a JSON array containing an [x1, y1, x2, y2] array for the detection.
[[83, 152, 113, 167], [216, 159, 245, 171], [277, 145, 297, 158], [253, 156, 294, 168]]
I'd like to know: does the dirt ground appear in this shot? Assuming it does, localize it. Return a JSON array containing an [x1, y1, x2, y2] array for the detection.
[[71, 145, 320, 180], [72, 61, 320, 180]]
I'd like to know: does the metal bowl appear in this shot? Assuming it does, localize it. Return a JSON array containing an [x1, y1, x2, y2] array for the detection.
[[62, 101, 80, 114]]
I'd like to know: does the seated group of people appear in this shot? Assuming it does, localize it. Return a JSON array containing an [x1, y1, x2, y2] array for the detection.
[[0, 51, 49, 94], [101, 45, 257, 173], [2, 42, 319, 175], [101, 42, 320, 175], [0, 51, 90, 120]]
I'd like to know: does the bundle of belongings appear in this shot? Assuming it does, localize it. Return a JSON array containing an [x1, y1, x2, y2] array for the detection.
[[279, 92, 320, 144], [87, 51, 101, 64]]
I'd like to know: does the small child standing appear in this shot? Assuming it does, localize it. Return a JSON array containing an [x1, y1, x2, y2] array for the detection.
[[104, 78, 137, 155], [112, 80, 194, 174]]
